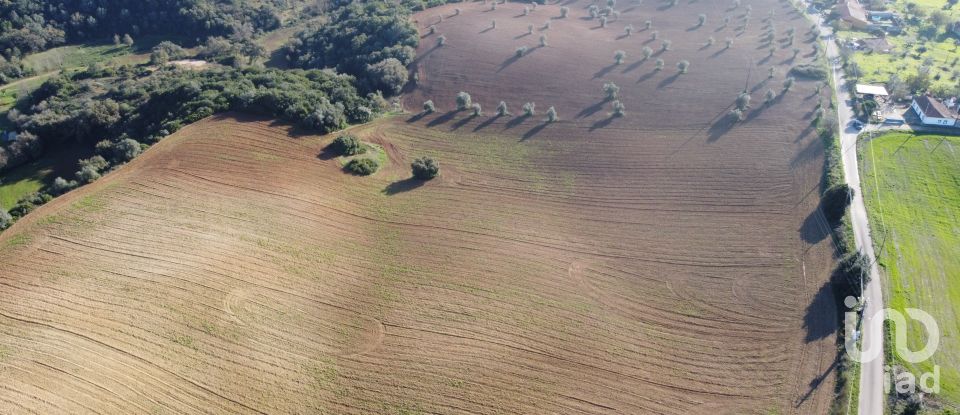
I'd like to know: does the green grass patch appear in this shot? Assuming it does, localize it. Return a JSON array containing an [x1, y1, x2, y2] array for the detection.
[[859, 132, 960, 407]]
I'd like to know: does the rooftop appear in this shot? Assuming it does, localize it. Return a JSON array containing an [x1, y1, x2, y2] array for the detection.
[[914, 95, 959, 119]]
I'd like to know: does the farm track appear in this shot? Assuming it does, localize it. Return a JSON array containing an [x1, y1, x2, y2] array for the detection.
[[0, 0, 840, 413]]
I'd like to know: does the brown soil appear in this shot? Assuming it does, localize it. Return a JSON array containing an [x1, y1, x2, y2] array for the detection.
[[0, 0, 841, 413]]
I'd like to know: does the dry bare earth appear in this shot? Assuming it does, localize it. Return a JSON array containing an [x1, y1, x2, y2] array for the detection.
[[0, 1, 840, 415]]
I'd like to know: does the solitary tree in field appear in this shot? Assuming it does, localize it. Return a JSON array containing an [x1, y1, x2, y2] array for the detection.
[[491, 2, 497, 10], [697, 14, 707, 27], [642, 46, 653, 60], [437, 35, 447, 47], [528, 24, 534, 34], [546, 106, 558, 122], [655, 58, 665, 71], [412, 157, 440, 180], [589, 5, 600, 18], [600, 16, 608, 27], [113, 34, 121, 46], [439, 14, 444, 23], [424, 100, 436, 113], [428, 25, 436, 34], [611, 100, 625, 117], [764, 89, 776, 105], [783, 76, 795, 91], [544, 20, 551, 30], [614, 50, 626, 64], [497, 101, 510, 116], [768, 66, 775, 78], [560, 6, 569, 17], [515, 46, 528, 57], [603, 82, 620, 100], [456, 92, 472, 110], [540, 34, 548, 47], [792, 47, 800, 58], [122, 34, 134, 47], [625, 24, 635, 36], [661, 39, 672, 51], [736, 91, 751, 110], [454, 8, 461, 16], [706, 36, 715, 47], [522, 102, 536, 116], [472, 102, 483, 116], [677, 60, 690, 73], [768, 46, 775, 57], [645, 20, 653, 30], [725, 37, 733, 49], [651, 30, 659, 40], [523, 6, 530, 15]]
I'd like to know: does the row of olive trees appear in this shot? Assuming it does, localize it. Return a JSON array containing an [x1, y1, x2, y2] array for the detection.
[[423, 92, 560, 123]]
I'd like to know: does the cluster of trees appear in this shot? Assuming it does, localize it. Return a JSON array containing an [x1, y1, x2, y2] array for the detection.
[[284, 1, 419, 96], [0, 0, 284, 75]]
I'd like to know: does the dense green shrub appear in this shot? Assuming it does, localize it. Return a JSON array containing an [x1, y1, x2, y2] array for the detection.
[[285, 2, 419, 95], [345, 158, 379, 175], [0, 210, 12, 230], [822, 183, 853, 225], [411, 157, 440, 180], [8, 192, 52, 219], [331, 134, 367, 156], [790, 64, 827, 80]]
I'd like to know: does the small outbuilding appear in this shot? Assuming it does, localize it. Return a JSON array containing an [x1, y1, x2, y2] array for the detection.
[[856, 84, 889, 97], [911, 95, 959, 127]]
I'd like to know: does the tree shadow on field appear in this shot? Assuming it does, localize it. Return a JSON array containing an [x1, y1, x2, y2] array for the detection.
[[383, 178, 426, 195], [514, 32, 531, 39], [473, 114, 501, 131], [505, 113, 530, 129], [522, 122, 549, 140], [657, 72, 681, 88], [710, 48, 729, 58], [637, 70, 657, 83], [707, 116, 736, 142], [593, 63, 618, 78], [498, 47, 538, 72], [589, 115, 618, 131], [427, 110, 459, 127], [802, 279, 839, 344], [317, 145, 340, 161], [577, 99, 609, 118], [622, 58, 647, 73], [406, 111, 429, 123], [451, 113, 477, 130]]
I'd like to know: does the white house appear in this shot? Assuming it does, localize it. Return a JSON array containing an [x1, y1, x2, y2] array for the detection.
[[911, 95, 958, 127]]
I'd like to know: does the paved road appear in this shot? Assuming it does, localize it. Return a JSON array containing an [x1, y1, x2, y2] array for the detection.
[[816, 16, 885, 415]]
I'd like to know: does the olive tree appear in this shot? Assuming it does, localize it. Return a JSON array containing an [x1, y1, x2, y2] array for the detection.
[[764, 89, 776, 104], [728, 108, 744, 121], [472, 102, 483, 116], [736, 92, 751, 110], [527, 24, 534, 34], [614, 50, 626, 64], [456, 91, 472, 110], [624, 24, 635, 36], [437, 35, 447, 47], [497, 101, 510, 116], [603, 82, 620, 99], [725, 37, 733, 49], [560, 6, 569, 17], [644, 20, 653, 30], [651, 30, 659, 40], [546, 106, 558, 122], [655, 58, 665, 71], [783, 76, 795, 91], [540, 34, 548, 47], [423, 100, 436, 113], [522, 102, 536, 116], [600, 16, 608, 27], [677, 60, 690, 73], [515, 46, 528, 57], [611, 100, 625, 117], [641, 46, 653, 60], [661, 39, 671, 51], [697, 13, 707, 27]]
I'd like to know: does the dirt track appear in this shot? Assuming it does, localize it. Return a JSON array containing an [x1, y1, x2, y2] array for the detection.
[[0, 0, 840, 413]]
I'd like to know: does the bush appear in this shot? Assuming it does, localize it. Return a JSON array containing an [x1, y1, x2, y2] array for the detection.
[[50, 177, 78, 195], [411, 157, 440, 180], [456, 91, 472, 110], [822, 184, 853, 225], [0, 210, 11, 230], [345, 158, 379, 175], [790, 63, 828, 80], [331, 134, 366, 156], [76, 165, 102, 183]]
